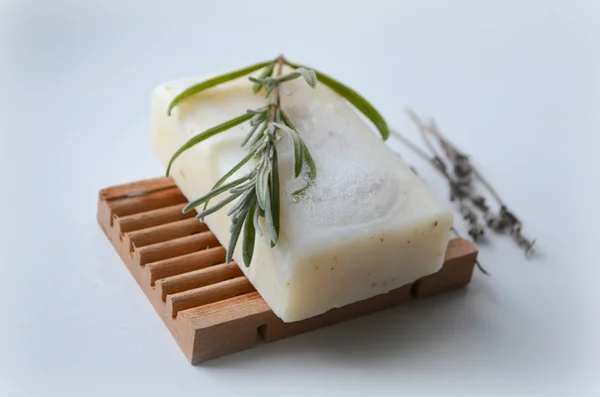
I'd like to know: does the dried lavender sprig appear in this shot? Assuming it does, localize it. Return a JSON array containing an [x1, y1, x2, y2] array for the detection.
[[433, 157, 485, 242], [421, 115, 536, 258], [427, 119, 496, 204]]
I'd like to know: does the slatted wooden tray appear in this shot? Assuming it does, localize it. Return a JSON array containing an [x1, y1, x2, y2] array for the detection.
[[97, 177, 478, 364]]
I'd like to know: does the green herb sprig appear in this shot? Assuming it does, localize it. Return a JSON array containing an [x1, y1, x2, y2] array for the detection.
[[166, 55, 389, 266]]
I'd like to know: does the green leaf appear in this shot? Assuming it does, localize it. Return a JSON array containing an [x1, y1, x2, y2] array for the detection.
[[253, 63, 275, 93], [269, 147, 280, 247], [182, 172, 253, 214], [202, 148, 258, 210], [284, 60, 389, 140], [274, 72, 301, 84], [260, 62, 275, 79], [246, 106, 268, 114], [242, 201, 257, 267], [264, 82, 276, 99], [252, 82, 262, 93], [253, 198, 262, 236], [168, 60, 273, 115], [229, 178, 257, 195], [256, 159, 271, 211], [249, 111, 267, 126], [295, 67, 318, 88], [249, 134, 269, 155], [292, 146, 317, 195], [271, 122, 304, 177], [263, 182, 277, 245], [280, 110, 317, 195], [304, 146, 316, 180], [248, 76, 265, 84], [270, 121, 294, 135], [166, 113, 253, 176], [240, 121, 262, 148], [280, 109, 303, 134], [227, 188, 256, 217], [196, 192, 241, 221], [247, 123, 269, 148], [226, 215, 245, 264]]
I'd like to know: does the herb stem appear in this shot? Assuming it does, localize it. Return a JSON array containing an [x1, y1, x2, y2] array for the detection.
[[425, 119, 506, 207], [389, 128, 452, 185], [389, 128, 431, 162], [406, 109, 440, 159], [472, 168, 505, 207], [267, 56, 286, 120], [390, 128, 463, 201]]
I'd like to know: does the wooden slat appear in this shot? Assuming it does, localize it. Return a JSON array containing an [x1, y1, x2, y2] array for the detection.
[[97, 177, 479, 364], [147, 246, 226, 284], [167, 277, 255, 318], [109, 187, 186, 218], [135, 231, 219, 267], [124, 217, 208, 252], [156, 262, 243, 301], [115, 203, 194, 234], [100, 177, 176, 201]]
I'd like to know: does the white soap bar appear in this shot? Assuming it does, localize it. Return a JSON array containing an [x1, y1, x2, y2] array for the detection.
[[150, 69, 453, 322]]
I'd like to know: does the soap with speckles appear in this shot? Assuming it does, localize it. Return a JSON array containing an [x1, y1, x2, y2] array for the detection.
[[150, 68, 453, 322]]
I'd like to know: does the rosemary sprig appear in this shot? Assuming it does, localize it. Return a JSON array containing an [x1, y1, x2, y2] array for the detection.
[[165, 55, 389, 266]]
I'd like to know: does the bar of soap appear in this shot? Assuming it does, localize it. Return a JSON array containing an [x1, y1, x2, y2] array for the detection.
[[150, 69, 453, 322]]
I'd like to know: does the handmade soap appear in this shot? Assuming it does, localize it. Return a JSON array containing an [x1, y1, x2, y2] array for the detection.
[[150, 69, 453, 322]]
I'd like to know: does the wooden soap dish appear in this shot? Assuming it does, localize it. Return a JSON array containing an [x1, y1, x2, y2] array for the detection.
[[97, 177, 478, 364]]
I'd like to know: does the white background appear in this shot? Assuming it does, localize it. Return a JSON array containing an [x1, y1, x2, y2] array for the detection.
[[1, 0, 599, 395]]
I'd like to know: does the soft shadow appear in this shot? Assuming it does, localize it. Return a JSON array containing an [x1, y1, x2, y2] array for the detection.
[[197, 286, 493, 369]]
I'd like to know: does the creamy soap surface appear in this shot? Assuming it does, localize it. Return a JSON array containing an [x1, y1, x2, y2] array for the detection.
[[150, 69, 453, 322]]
